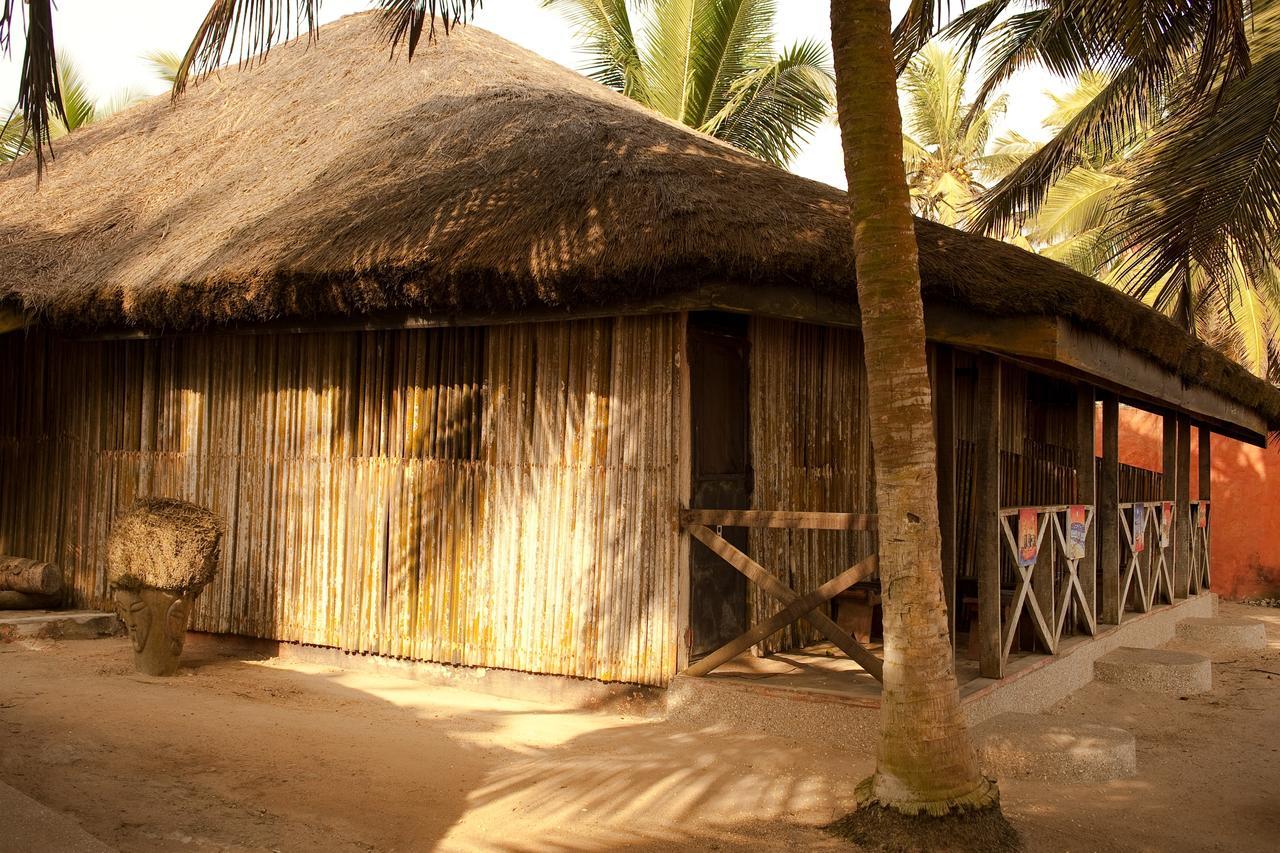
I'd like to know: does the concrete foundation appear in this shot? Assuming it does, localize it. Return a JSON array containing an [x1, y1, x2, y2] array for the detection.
[[1094, 647, 1212, 695], [972, 712, 1136, 781], [1174, 616, 1267, 651], [0, 610, 122, 641]]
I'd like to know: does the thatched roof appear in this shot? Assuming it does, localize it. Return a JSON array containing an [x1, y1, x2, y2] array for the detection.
[[0, 13, 1276, 426]]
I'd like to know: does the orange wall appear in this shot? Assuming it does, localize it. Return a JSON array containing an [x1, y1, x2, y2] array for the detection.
[[1116, 408, 1280, 600]]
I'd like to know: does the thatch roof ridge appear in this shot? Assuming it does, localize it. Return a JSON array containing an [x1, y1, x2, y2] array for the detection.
[[0, 12, 1275, 427]]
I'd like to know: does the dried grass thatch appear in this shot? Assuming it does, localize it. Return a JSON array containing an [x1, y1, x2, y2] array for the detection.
[[107, 498, 224, 593], [0, 13, 1276, 425]]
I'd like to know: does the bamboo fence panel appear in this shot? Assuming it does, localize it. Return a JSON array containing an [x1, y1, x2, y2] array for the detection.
[[0, 316, 682, 685], [746, 319, 876, 654]]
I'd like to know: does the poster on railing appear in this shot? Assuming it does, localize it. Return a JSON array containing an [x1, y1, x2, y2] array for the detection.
[[1018, 508, 1040, 567], [1067, 505, 1087, 559], [1133, 504, 1147, 553], [1197, 502, 1209, 528], [1160, 500, 1173, 547]]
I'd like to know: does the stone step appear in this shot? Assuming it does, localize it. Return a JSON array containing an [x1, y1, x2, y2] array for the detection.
[[972, 712, 1136, 781], [0, 610, 122, 641], [1093, 646, 1212, 695], [1175, 616, 1267, 651]]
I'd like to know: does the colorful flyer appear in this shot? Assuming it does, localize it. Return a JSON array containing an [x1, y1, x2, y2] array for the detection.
[[1159, 500, 1173, 547], [1133, 504, 1147, 553], [1197, 502, 1209, 528], [1018, 507, 1039, 567], [1067, 505, 1087, 560]]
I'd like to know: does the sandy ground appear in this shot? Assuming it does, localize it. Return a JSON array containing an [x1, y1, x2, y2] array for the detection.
[[0, 602, 1277, 852]]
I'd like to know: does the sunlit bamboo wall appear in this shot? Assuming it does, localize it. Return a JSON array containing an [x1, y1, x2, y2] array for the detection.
[[0, 316, 683, 685], [746, 319, 876, 653]]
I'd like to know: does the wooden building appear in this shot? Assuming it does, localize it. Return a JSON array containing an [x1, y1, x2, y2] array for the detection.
[[1, 14, 1277, 688]]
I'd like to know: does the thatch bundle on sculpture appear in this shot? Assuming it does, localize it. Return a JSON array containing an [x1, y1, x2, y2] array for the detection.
[[108, 498, 224, 676]]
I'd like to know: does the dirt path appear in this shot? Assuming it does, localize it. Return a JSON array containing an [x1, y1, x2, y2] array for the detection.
[[1, 602, 1276, 851]]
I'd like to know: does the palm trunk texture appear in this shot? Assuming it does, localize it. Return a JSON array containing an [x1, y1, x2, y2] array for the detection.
[[829, 0, 996, 815]]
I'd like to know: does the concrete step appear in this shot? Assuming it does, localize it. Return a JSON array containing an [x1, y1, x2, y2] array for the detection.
[[0, 609, 122, 641], [972, 712, 1136, 781], [1093, 646, 1212, 695], [1175, 616, 1267, 651]]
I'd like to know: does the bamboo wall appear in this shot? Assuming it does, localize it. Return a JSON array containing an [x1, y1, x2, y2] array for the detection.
[[746, 319, 876, 652], [0, 317, 683, 685]]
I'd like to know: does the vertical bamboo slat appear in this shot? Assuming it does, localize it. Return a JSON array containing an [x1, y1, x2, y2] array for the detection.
[[0, 318, 683, 685]]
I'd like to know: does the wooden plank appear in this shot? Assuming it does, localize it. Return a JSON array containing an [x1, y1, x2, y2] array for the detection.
[[1076, 384, 1097, 622], [685, 524, 883, 679], [1099, 393, 1121, 625], [935, 344, 958, 645], [680, 508, 876, 531], [975, 353, 1004, 678], [1176, 416, 1192, 598]]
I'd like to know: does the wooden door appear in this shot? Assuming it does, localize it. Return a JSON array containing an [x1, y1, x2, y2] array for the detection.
[[688, 312, 752, 658]]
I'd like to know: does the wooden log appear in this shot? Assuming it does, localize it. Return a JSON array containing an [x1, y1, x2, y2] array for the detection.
[[1099, 394, 1121, 624], [935, 345, 958, 646], [976, 353, 1003, 678], [0, 590, 62, 610], [0, 556, 63, 596]]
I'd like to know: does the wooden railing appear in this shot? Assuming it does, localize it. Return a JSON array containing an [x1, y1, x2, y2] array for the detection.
[[1119, 501, 1176, 613], [994, 504, 1097, 672], [679, 508, 881, 682], [1191, 500, 1211, 593]]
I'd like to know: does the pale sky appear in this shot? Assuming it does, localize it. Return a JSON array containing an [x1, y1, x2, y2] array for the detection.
[[0, 0, 1068, 189]]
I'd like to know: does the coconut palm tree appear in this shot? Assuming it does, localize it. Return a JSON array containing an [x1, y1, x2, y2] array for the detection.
[[3, 0, 1000, 824], [543, 0, 835, 167], [914, 0, 1272, 329], [992, 73, 1280, 380], [829, 0, 997, 821], [901, 42, 1008, 227]]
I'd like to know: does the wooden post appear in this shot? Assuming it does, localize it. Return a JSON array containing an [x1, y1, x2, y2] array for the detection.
[[1099, 394, 1121, 625], [1162, 414, 1177, 602], [975, 354, 1003, 678], [675, 312, 693, 674], [1075, 384, 1097, 626], [1175, 416, 1192, 598], [935, 345, 958, 646], [1199, 427, 1212, 591]]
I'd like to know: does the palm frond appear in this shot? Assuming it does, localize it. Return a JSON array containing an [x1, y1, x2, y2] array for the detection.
[[543, 0, 649, 101], [642, 0, 698, 122], [56, 55, 97, 133], [687, 0, 773, 128], [144, 49, 186, 85], [978, 130, 1040, 180], [701, 38, 833, 167], [0, 0, 66, 176], [1114, 0, 1280, 309], [1030, 166, 1121, 244]]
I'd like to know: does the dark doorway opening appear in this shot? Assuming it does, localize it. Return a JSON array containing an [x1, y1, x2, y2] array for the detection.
[[688, 312, 752, 659]]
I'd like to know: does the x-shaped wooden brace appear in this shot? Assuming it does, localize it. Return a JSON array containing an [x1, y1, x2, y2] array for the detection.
[[1192, 502, 1211, 593], [999, 511, 1057, 661], [1049, 508, 1097, 641], [683, 524, 882, 681], [1119, 505, 1150, 614], [1148, 503, 1176, 609]]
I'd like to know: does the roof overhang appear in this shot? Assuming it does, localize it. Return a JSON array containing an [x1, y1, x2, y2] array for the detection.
[[47, 280, 1269, 445]]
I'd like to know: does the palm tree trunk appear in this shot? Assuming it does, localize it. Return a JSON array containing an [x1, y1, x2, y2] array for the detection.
[[829, 0, 996, 814]]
